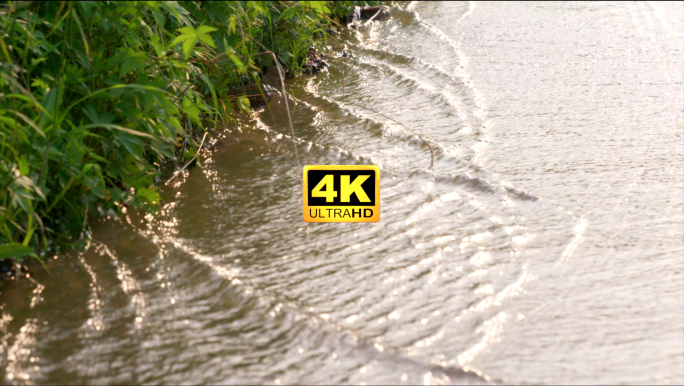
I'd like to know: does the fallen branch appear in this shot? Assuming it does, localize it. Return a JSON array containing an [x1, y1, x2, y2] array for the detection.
[[251, 39, 302, 169], [165, 131, 208, 185], [364, 6, 385, 26]]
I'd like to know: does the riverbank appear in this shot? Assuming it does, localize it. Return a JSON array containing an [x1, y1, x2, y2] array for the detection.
[[0, 1, 381, 273]]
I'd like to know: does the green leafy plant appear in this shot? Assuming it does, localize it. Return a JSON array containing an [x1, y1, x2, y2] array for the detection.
[[0, 0, 374, 268]]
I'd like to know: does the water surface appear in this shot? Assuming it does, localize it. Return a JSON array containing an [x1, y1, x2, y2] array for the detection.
[[2, 1, 683, 384]]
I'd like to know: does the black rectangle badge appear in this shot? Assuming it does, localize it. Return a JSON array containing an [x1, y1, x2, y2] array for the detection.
[[303, 165, 380, 222]]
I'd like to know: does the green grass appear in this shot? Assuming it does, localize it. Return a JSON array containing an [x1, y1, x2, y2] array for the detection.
[[0, 1, 376, 264]]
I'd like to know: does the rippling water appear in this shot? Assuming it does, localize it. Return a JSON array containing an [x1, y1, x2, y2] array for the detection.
[[2, 2, 683, 384]]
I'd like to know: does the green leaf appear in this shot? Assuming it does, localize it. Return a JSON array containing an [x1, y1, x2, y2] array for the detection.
[[172, 28, 195, 46], [279, 6, 302, 21], [18, 156, 29, 176], [11, 188, 33, 213], [237, 95, 250, 111], [198, 33, 215, 48], [225, 46, 245, 72], [172, 25, 217, 57], [0, 116, 16, 127], [161, 1, 192, 25], [149, 34, 165, 56], [176, 26, 196, 36], [172, 28, 198, 58], [301, 1, 329, 16], [76, 123, 155, 139], [83, 163, 106, 198], [113, 48, 148, 77], [10, 110, 46, 138], [182, 97, 201, 124], [227, 15, 237, 34], [37, 80, 63, 132], [115, 131, 145, 160], [249, 2, 268, 15], [0, 243, 34, 260], [145, 1, 162, 10], [182, 37, 198, 58], [136, 186, 160, 209], [196, 25, 218, 37]]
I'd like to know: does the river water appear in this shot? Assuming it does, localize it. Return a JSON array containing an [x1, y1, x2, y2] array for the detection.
[[2, 1, 683, 384]]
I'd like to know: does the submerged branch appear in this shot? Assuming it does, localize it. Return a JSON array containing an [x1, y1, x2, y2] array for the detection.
[[165, 132, 208, 185]]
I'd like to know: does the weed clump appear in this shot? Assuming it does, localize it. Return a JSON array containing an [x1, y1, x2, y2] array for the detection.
[[0, 1, 376, 265]]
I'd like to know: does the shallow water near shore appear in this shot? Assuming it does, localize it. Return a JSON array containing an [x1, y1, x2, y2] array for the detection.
[[2, 1, 683, 384]]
